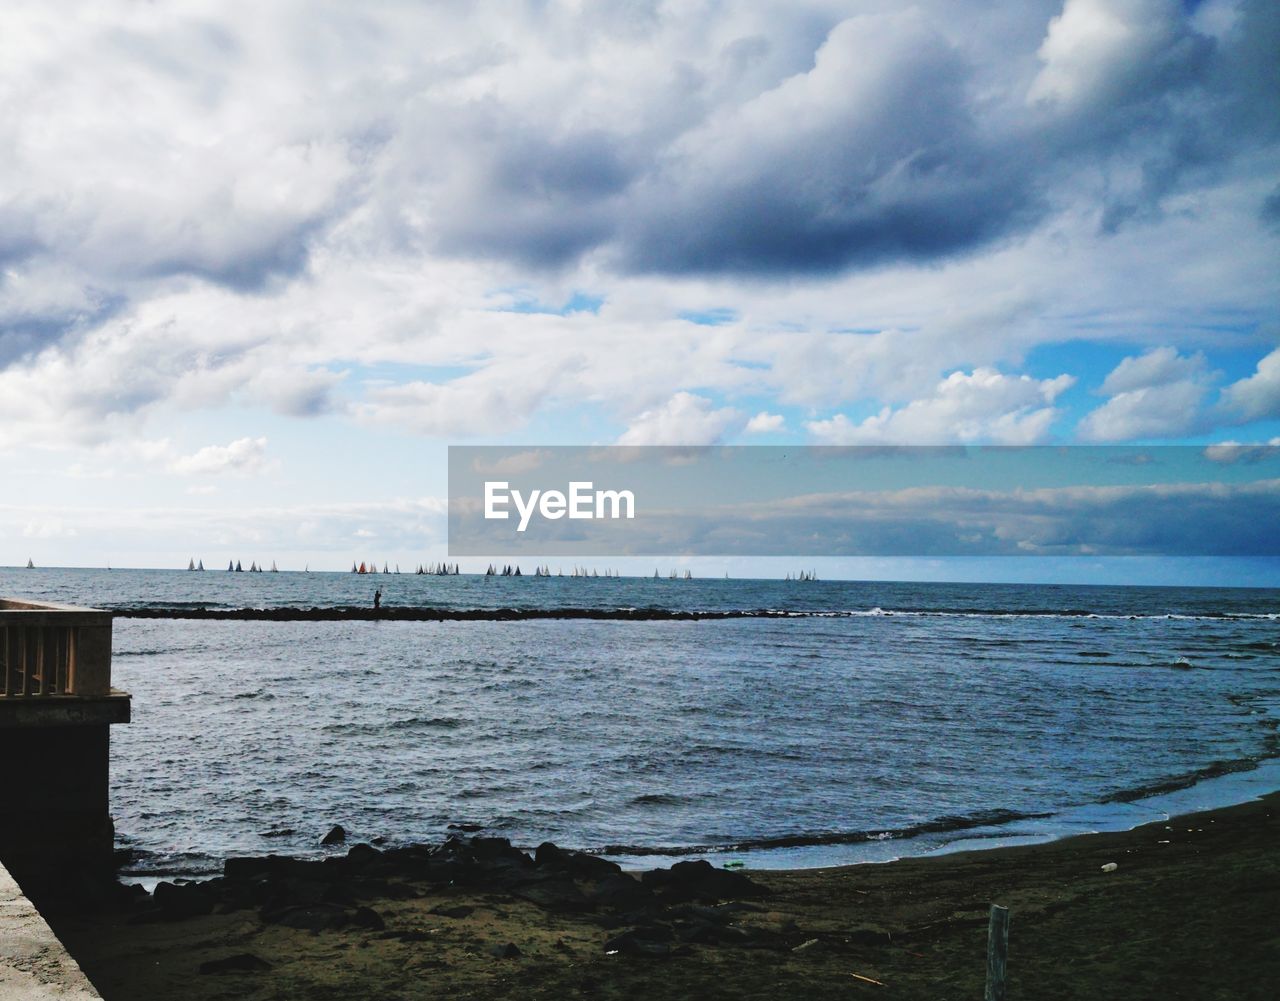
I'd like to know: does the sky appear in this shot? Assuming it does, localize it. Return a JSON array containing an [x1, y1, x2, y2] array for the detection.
[[1, 0, 1278, 579]]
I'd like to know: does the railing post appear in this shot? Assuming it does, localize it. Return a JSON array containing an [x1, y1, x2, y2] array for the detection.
[[69, 619, 112, 696], [985, 904, 1010, 1001]]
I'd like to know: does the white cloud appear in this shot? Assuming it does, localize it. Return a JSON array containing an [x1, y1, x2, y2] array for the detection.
[[1078, 348, 1212, 441], [171, 436, 270, 476], [0, 0, 1274, 511], [1029, 0, 1203, 112], [745, 411, 785, 434], [617, 392, 743, 446], [1203, 438, 1280, 463], [472, 450, 552, 476], [22, 519, 78, 539], [1220, 347, 1280, 422], [806, 369, 1074, 445]]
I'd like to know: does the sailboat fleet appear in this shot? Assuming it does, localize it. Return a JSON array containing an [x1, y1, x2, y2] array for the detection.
[[166, 559, 717, 579]]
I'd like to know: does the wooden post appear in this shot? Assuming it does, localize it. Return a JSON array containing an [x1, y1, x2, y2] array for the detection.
[[985, 904, 1010, 1001]]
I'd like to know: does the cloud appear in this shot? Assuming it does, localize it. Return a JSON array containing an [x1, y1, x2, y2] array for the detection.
[[22, 519, 78, 540], [614, 10, 1038, 275], [0, 0, 1276, 470], [617, 392, 743, 446], [745, 411, 785, 434], [455, 474, 1280, 558], [472, 450, 551, 476], [1203, 439, 1280, 464], [171, 436, 270, 476], [0, 495, 449, 568], [1029, 0, 1210, 113], [1078, 347, 1212, 441], [806, 369, 1074, 445], [1219, 346, 1280, 422]]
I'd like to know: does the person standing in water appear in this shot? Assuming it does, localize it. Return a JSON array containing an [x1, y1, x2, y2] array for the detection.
[[373, 588, 382, 610]]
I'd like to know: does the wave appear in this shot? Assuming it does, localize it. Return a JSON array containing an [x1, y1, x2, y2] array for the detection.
[[596, 807, 1053, 857], [322, 716, 467, 735], [1101, 755, 1272, 803]]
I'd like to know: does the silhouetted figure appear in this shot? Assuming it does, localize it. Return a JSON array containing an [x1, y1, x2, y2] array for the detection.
[[373, 588, 382, 610]]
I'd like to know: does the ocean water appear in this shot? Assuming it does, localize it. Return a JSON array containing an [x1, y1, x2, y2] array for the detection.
[[3, 568, 1278, 878]]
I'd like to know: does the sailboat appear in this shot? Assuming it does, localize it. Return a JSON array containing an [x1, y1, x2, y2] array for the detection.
[[270, 561, 278, 572], [187, 558, 196, 571], [228, 560, 235, 571], [25, 557, 34, 569], [197, 559, 204, 571], [235, 560, 243, 572]]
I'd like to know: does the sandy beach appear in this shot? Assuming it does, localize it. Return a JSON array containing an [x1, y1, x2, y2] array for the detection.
[[40, 791, 1279, 1001]]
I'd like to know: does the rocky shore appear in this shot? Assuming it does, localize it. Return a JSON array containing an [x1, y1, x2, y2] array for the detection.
[[40, 792, 1280, 1000]]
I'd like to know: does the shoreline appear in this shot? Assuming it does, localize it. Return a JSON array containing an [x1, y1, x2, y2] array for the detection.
[[115, 758, 1280, 885], [47, 791, 1280, 1000]]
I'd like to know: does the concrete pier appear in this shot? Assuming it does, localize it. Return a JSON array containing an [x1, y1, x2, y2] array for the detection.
[[0, 600, 129, 898], [0, 859, 101, 1000]]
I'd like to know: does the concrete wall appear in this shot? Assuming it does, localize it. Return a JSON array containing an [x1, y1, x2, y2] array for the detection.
[[0, 724, 119, 893], [0, 859, 101, 1000]]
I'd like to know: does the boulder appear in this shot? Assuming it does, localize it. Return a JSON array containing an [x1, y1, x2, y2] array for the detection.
[[199, 953, 272, 975]]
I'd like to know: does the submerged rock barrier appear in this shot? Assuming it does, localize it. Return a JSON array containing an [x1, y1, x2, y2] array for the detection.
[[111, 606, 795, 622]]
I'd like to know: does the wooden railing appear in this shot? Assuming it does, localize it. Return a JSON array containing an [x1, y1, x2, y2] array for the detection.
[[0, 600, 113, 698]]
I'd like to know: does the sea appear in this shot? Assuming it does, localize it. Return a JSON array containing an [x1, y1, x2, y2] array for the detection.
[[3, 567, 1278, 882]]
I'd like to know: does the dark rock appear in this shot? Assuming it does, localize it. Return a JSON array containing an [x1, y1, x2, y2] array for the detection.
[[350, 905, 386, 931], [534, 843, 622, 881], [381, 929, 432, 943], [487, 942, 522, 959], [642, 860, 767, 902], [199, 953, 273, 975], [565, 853, 623, 881], [261, 902, 351, 931], [430, 904, 475, 919], [603, 929, 680, 958], [514, 879, 591, 913], [345, 843, 381, 870], [224, 855, 319, 882], [321, 825, 347, 846], [585, 873, 654, 910], [153, 880, 214, 919]]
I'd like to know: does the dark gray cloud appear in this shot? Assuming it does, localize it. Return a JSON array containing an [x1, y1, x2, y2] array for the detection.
[[418, 1, 1278, 276], [453, 479, 1280, 557], [1262, 185, 1280, 231]]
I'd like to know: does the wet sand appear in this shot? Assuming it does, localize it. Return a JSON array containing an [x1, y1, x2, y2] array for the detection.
[[46, 793, 1280, 1001]]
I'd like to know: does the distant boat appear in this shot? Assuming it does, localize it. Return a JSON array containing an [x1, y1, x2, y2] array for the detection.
[[26, 557, 34, 569], [228, 560, 235, 571], [270, 561, 278, 572], [235, 560, 243, 572], [187, 558, 196, 571], [197, 559, 204, 571]]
